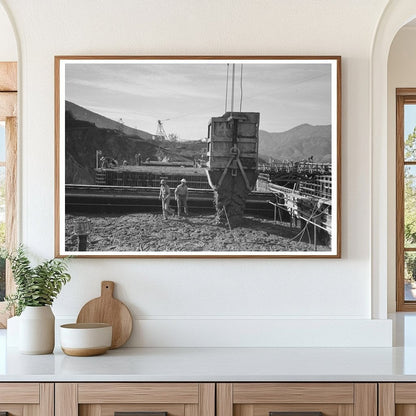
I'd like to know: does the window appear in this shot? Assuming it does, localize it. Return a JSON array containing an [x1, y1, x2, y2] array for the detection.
[[0, 122, 6, 300], [396, 89, 416, 311], [0, 62, 17, 326]]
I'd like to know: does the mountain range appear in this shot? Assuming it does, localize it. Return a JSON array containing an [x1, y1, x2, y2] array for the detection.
[[259, 124, 331, 163], [66, 101, 154, 141], [64, 101, 332, 184]]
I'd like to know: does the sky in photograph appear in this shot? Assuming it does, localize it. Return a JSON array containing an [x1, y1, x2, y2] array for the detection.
[[405, 104, 416, 139], [65, 61, 332, 141]]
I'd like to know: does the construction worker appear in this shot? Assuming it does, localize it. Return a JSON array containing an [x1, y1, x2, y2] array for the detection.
[[175, 178, 189, 217], [159, 179, 172, 220]]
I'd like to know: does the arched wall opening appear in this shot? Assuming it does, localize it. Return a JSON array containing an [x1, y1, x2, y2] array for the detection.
[[371, 1, 416, 319], [387, 19, 416, 313], [0, 1, 17, 61]]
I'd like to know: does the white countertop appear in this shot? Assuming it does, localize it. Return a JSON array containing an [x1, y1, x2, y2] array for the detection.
[[2, 313, 416, 382], [2, 345, 416, 382]]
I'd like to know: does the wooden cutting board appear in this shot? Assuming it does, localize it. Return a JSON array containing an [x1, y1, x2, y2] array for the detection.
[[76, 281, 133, 349]]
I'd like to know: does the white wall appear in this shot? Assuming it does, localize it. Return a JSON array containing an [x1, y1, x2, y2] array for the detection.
[[387, 26, 416, 312], [0, 3, 16, 61], [0, 0, 393, 347]]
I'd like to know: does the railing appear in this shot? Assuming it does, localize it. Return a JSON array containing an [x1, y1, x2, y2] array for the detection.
[[259, 161, 331, 175]]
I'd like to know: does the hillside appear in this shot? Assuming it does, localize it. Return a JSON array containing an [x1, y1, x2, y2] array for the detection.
[[65, 111, 205, 184], [259, 124, 331, 163], [65, 102, 332, 185], [66, 101, 154, 141], [65, 113, 164, 184]]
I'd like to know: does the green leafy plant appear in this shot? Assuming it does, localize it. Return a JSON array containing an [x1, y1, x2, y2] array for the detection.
[[4, 246, 71, 316]]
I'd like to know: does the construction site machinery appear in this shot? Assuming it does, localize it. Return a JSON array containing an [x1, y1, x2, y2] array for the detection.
[[206, 111, 260, 227]]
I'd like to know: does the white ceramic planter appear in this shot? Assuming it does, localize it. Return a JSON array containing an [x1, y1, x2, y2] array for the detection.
[[19, 306, 55, 354], [6, 315, 20, 347]]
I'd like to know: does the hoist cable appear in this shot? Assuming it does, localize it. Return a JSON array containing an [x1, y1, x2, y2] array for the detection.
[[239, 64, 243, 112], [225, 64, 229, 113]]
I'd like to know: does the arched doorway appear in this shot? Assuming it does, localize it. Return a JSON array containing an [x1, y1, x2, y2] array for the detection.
[[371, 1, 416, 318]]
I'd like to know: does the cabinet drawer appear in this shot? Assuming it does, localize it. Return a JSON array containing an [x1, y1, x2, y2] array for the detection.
[[56, 383, 215, 416], [0, 383, 53, 415], [379, 383, 416, 415], [218, 383, 376, 416]]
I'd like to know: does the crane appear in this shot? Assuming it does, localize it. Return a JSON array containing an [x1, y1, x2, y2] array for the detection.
[[155, 119, 170, 141]]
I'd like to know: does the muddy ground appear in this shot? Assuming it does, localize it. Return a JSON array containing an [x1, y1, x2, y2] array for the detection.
[[65, 212, 329, 253]]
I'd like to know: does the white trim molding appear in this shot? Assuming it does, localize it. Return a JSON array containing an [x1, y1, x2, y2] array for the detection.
[[371, 0, 416, 319]]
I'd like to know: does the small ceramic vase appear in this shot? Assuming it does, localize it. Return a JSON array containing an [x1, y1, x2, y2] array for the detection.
[[19, 306, 55, 354]]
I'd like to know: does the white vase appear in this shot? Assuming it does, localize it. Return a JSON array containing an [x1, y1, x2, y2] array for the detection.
[[19, 306, 55, 354], [6, 315, 20, 347]]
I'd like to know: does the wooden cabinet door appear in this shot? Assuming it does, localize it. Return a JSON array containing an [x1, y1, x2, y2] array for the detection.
[[55, 383, 215, 416], [379, 383, 416, 416], [0, 383, 53, 416], [217, 383, 377, 416]]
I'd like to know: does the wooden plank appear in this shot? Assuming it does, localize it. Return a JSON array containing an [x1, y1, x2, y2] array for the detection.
[[397, 88, 416, 96], [0, 383, 39, 403], [39, 383, 54, 416], [395, 383, 416, 403], [395, 91, 416, 311], [379, 383, 395, 416], [80, 404, 101, 416], [0, 116, 17, 327], [397, 94, 407, 311], [185, 403, 199, 416], [216, 384, 233, 416], [232, 383, 354, 404], [238, 404, 253, 416], [55, 383, 78, 416], [199, 384, 215, 416], [0, 62, 17, 92], [354, 384, 377, 416], [6, 116, 17, 290], [0, 65, 17, 301], [78, 383, 199, 404], [396, 404, 416, 416], [54, 56, 61, 257], [23, 404, 38, 416], [337, 404, 353, 416], [0, 92, 16, 120]]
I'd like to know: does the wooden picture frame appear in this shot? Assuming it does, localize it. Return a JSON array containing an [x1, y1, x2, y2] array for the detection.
[[55, 56, 341, 258]]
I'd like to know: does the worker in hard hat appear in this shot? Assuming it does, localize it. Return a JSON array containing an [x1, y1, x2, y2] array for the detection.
[[159, 179, 172, 220], [175, 178, 189, 217]]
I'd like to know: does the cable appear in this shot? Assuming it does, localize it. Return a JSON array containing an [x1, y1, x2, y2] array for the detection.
[[239, 64, 243, 112], [225, 64, 229, 113], [231, 64, 235, 112]]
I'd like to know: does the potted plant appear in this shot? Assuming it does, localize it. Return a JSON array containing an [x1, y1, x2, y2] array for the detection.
[[5, 246, 71, 354]]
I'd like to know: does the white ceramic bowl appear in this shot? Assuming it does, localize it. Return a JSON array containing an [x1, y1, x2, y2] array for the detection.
[[60, 323, 112, 356]]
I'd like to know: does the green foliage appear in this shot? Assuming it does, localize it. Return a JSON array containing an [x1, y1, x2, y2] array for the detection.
[[405, 168, 416, 246], [406, 126, 416, 160], [405, 253, 416, 282], [4, 246, 71, 316], [404, 127, 416, 281], [0, 222, 5, 248], [405, 128, 416, 247]]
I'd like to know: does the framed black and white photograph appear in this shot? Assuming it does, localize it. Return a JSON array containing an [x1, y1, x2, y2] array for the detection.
[[55, 56, 341, 258]]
